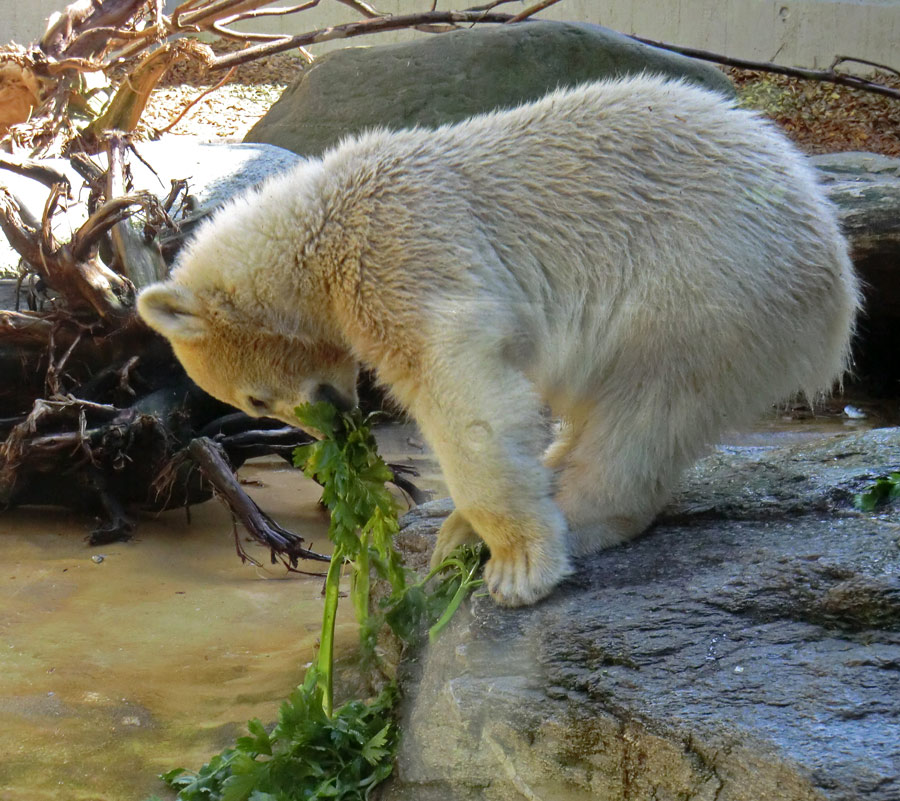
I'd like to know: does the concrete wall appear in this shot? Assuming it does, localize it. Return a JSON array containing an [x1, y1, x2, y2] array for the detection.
[[4, 0, 66, 45], [4, 0, 899, 71]]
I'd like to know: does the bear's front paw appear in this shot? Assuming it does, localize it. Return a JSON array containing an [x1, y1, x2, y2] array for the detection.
[[431, 509, 482, 570], [483, 542, 573, 607]]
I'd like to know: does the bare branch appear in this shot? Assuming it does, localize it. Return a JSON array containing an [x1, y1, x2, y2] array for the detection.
[[830, 55, 900, 79], [106, 134, 168, 287], [0, 189, 43, 266], [630, 35, 900, 100], [177, 0, 283, 29], [84, 40, 216, 142], [40, 0, 149, 59], [210, 22, 290, 42], [0, 155, 72, 196], [156, 66, 238, 133], [71, 191, 160, 260], [334, 0, 383, 19], [69, 152, 106, 186], [209, 10, 517, 71], [42, 56, 111, 75], [188, 436, 331, 566], [45, 327, 85, 395], [0, 180, 137, 319], [464, 0, 523, 10], [40, 183, 66, 252], [221, 1, 324, 23], [0, 310, 54, 344], [507, 0, 564, 23]]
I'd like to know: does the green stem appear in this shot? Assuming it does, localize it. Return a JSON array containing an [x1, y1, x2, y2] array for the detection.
[[352, 532, 371, 627], [428, 561, 482, 643], [317, 545, 344, 717]]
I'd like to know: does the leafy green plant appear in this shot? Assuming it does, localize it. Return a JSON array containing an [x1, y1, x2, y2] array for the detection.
[[385, 544, 484, 645], [157, 402, 483, 801], [854, 472, 900, 512], [291, 403, 407, 716], [161, 670, 397, 801]]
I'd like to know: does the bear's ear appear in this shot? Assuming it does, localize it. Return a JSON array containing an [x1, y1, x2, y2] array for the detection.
[[137, 284, 208, 340]]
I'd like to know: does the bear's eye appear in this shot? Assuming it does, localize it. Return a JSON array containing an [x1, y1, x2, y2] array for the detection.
[[247, 396, 270, 412]]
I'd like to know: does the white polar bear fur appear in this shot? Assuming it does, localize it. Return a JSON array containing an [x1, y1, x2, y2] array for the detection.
[[138, 75, 860, 607]]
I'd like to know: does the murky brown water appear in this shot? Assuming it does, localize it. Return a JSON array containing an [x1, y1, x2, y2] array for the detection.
[[1, 463, 351, 800]]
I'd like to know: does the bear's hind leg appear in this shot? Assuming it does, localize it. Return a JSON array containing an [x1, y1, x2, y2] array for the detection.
[[543, 418, 578, 471], [554, 399, 693, 556]]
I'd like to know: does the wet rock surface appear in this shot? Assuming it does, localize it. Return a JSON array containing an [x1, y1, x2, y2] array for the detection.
[[381, 429, 900, 801]]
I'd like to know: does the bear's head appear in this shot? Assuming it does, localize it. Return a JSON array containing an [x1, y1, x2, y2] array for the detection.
[[138, 280, 359, 425], [137, 162, 360, 428], [137, 282, 359, 428]]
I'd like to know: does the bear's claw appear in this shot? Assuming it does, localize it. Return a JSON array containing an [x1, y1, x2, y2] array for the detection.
[[483, 544, 573, 607]]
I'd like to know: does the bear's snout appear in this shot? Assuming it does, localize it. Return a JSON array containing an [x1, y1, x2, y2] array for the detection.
[[313, 383, 355, 413]]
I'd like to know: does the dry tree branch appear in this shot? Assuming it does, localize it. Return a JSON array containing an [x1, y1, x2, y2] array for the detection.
[[630, 35, 900, 100], [210, 23, 292, 42], [0, 189, 43, 266], [45, 326, 86, 395], [830, 55, 900, 79], [464, 0, 524, 10], [40, 0, 148, 59], [176, 0, 281, 29], [40, 183, 66, 251], [0, 310, 54, 345], [0, 180, 135, 319], [221, 0, 326, 23], [208, 9, 523, 71], [0, 156, 72, 196], [0, 183, 41, 236], [188, 436, 331, 567], [156, 66, 238, 133], [105, 134, 168, 287], [83, 39, 217, 141], [335, 0, 383, 19], [507, 0, 563, 23], [71, 191, 159, 259]]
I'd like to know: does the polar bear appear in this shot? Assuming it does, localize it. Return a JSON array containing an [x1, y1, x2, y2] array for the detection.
[[138, 76, 860, 607]]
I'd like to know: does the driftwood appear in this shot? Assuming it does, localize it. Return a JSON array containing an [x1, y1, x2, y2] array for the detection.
[[0, 135, 423, 557], [188, 435, 331, 570], [0, 0, 491, 555]]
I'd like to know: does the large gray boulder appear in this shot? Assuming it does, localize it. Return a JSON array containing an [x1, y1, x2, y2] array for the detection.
[[380, 428, 900, 801], [244, 21, 734, 157]]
